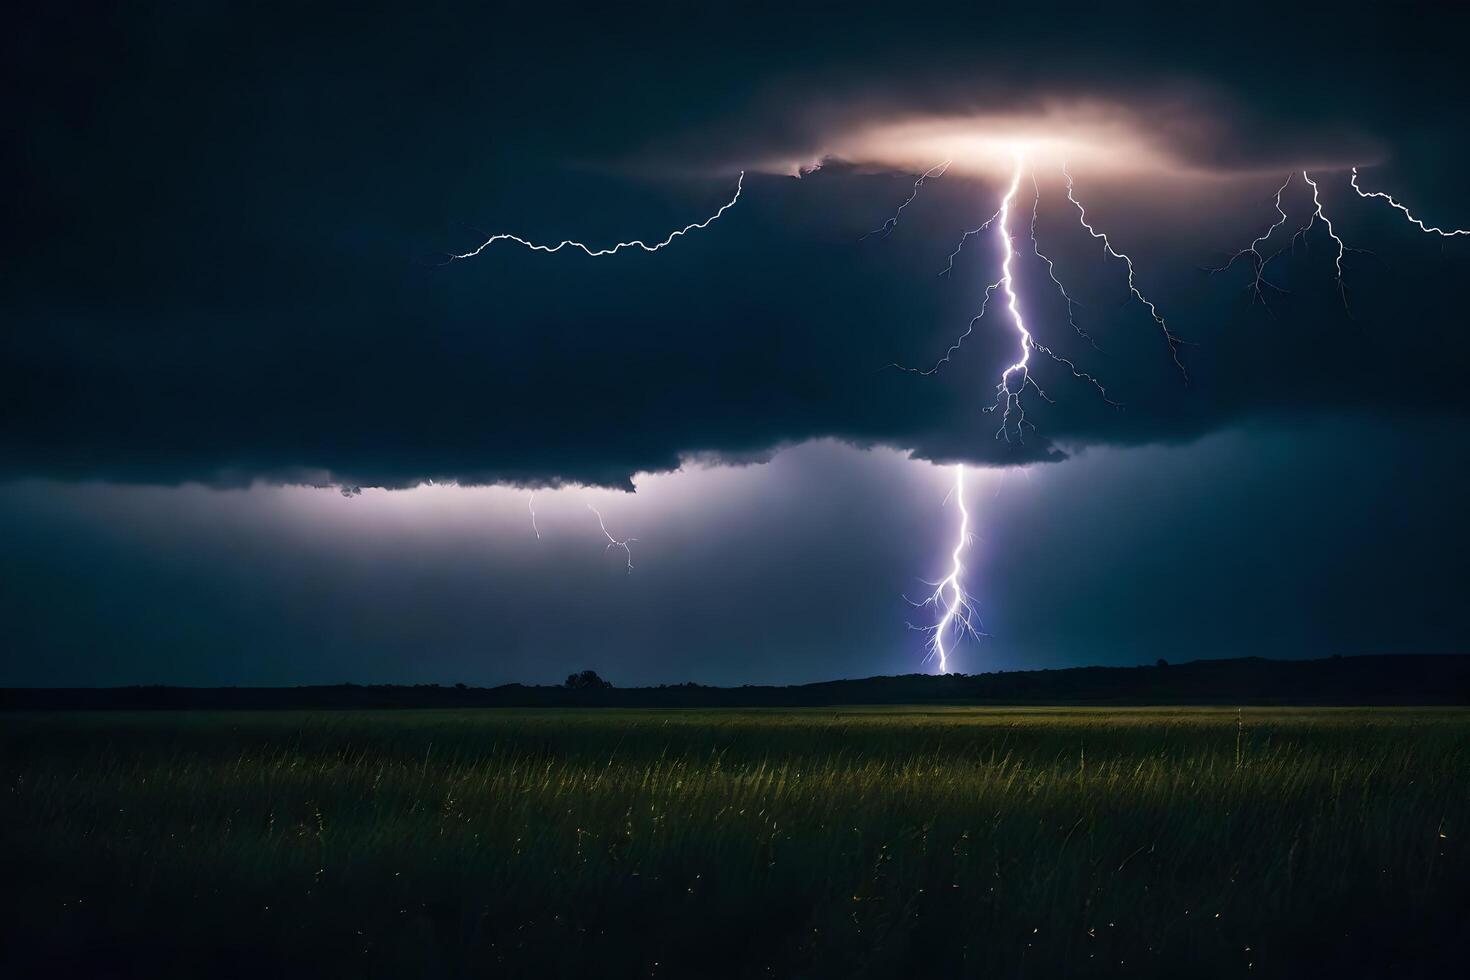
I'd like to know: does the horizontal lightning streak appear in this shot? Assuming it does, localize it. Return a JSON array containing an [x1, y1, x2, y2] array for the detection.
[[1350, 168, 1470, 237], [446, 173, 745, 262]]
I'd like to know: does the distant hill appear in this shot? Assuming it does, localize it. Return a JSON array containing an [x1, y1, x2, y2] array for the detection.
[[3, 654, 1468, 710]]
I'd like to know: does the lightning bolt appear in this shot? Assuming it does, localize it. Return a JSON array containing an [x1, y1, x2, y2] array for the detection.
[[1211, 172, 1295, 303], [907, 464, 983, 673], [942, 208, 1004, 277], [587, 504, 635, 573], [899, 157, 1155, 673], [986, 157, 1047, 443], [1063, 164, 1189, 380], [1299, 171, 1353, 307], [1222, 169, 1372, 312], [1350, 167, 1470, 237], [906, 157, 1135, 672], [864, 160, 952, 239], [1032, 174, 1099, 350], [529, 492, 541, 540], [902, 156, 1119, 442], [891, 275, 1005, 376], [445, 173, 744, 262]]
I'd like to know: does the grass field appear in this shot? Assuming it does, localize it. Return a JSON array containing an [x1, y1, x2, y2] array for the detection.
[[2, 707, 1467, 977]]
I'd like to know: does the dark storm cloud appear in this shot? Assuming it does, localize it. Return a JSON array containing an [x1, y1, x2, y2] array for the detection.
[[4, 1, 1469, 489]]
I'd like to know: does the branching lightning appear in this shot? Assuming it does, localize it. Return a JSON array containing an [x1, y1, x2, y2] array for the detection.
[[1350, 167, 1470, 237], [1063, 164, 1189, 380], [1032, 174, 1099, 350], [529, 492, 541, 540], [942, 208, 1004, 277], [1223, 166, 1469, 319], [1301, 171, 1351, 305], [445, 173, 745, 262], [891, 275, 1004, 376], [906, 464, 983, 672], [1220, 170, 1379, 313], [900, 156, 1121, 445], [588, 504, 636, 573], [900, 155, 1139, 672], [985, 157, 1047, 443], [864, 160, 952, 239], [1211, 172, 1295, 304]]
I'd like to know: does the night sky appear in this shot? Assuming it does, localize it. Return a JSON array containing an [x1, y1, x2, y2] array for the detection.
[[3, 1, 1467, 686]]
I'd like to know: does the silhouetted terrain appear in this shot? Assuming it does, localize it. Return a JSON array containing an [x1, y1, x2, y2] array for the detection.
[[5, 654, 1467, 710]]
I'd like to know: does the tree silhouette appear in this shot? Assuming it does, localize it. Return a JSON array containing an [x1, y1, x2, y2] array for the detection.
[[564, 670, 612, 690]]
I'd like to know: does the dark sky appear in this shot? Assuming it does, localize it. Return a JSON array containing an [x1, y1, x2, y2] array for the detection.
[[2, 1, 1467, 685]]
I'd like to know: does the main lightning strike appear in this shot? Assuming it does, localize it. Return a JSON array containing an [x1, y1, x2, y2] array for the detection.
[[905, 155, 1177, 671], [445, 173, 745, 262], [986, 158, 1046, 443], [907, 464, 983, 672], [901, 157, 1119, 439], [983, 160, 1123, 441], [588, 504, 636, 573], [906, 156, 1126, 672]]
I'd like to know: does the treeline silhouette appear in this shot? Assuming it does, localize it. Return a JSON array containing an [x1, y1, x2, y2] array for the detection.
[[4, 654, 1468, 710]]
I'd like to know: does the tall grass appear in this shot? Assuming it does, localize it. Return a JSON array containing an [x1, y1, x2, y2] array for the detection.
[[2, 707, 1466, 977]]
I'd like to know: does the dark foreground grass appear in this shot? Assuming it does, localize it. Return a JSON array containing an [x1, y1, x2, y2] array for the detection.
[[2, 707, 1467, 978]]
